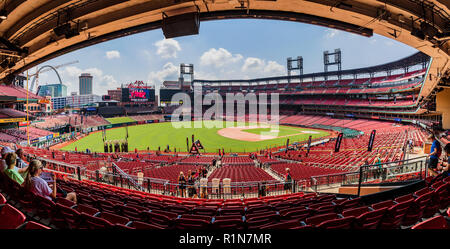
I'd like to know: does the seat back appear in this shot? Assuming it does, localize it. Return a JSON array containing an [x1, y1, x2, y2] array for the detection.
[[98, 212, 130, 225], [174, 217, 210, 229], [130, 221, 165, 229], [317, 216, 355, 229], [180, 214, 212, 223], [281, 208, 310, 221], [33, 195, 56, 218], [56, 197, 76, 207], [0, 193, 6, 205], [80, 213, 113, 229], [54, 203, 80, 229], [378, 200, 412, 229], [259, 219, 302, 229], [356, 207, 387, 229], [192, 207, 217, 216], [412, 215, 449, 229], [305, 213, 338, 226], [0, 204, 26, 229], [342, 206, 370, 218], [17, 221, 51, 229], [211, 218, 244, 229], [74, 204, 99, 216]]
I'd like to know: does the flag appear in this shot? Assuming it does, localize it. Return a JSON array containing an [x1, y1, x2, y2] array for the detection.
[[335, 133, 343, 152], [189, 143, 199, 154], [368, 130, 376, 152], [194, 140, 204, 149]]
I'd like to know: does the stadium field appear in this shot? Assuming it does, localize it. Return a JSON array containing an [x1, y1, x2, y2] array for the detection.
[[105, 117, 136, 124], [61, 121, 329, 153]]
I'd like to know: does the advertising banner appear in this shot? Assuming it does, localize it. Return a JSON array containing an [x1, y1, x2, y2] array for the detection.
[[368, 130, 376, 152], [334, 133, 344, 152]]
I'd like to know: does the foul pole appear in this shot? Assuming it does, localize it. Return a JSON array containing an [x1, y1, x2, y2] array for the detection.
[[26, 70, 30, 145]]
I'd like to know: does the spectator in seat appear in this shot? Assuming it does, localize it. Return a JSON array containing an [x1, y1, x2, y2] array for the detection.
[[0, 146, 14, 172], [178, 171, 186, 198], [427, 134, 442, 177], [202, 167, 208, 178], [187, 170, 196, 198], [23, 160, 77, 203], [438, 143, 450, 178], [4, 153, 24, 185], [284, 168, 292, 194], [16, 148, 28, 169]]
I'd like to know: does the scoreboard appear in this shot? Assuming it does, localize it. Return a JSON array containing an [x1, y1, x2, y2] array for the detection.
[[122, 88, 155, 102]]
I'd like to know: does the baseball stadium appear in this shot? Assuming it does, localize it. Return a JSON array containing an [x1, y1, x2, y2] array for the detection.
[[0, 0, 449, 235]]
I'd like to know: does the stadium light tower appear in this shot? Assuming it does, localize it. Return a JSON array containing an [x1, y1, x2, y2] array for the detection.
[[180, 63, 194, 89], [324, 49, 342, 80], [287, 56, 303, 83]]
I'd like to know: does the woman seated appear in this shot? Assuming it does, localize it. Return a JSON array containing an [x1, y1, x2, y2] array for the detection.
[[22, 160, 77, 203]]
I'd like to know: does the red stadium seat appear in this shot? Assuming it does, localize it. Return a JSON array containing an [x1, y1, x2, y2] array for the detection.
[[305, 213, 338, 227], [316, 216, 355, 229], [56, 197, 76, 208], [0, 204, 26, 229], [17, 221, 51, 229], [433, 183, 450, 209], [219, 207, 245, 216], [174, 217, 211, 229], [375, 200, 412, 229], [211, 216, 244, 229], [52, 203, 81, 229], [411, 215, 449, 229], [79, 213, 113, 229], [343, 207, 387, 229], [245, 212, 280, 229], [192, 207, 218, 216], [73, 204, 100, 216], [180, 214, 212, 223], [0, 193, 6, 205], [32, 195, 56, 220], [259, 219, 302, 229], [128, 221, 165, 229], [97, 212, 130, 225]]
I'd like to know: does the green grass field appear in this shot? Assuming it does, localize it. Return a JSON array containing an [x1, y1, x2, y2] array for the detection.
[[61, 121, 329, 153], [106, 117, 136, 124]]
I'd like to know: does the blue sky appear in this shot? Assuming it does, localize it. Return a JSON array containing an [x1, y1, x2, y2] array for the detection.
[[33, 19, 418, 96]]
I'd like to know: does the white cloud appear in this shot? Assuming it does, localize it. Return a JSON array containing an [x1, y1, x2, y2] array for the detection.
[[56, 66, 119, 96], [241, 57, 285, 76], [242, 57, 265, 72], [154, 39, 181, 59], [384, 40, 395, 46], [200, 48, 243, 68], [105, 50, 120, 59], [325, 28, 340, 39], [264, 60, 285, 75], [147, 62, 179, 89]]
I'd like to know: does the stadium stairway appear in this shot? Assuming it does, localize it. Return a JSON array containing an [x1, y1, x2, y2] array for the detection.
[[264, 167, 285, 182]]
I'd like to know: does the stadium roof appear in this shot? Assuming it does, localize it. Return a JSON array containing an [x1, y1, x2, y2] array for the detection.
[[0, 85, 42, 102], [0, 0, 447, 105]]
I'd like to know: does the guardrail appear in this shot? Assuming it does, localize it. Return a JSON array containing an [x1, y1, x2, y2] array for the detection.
[[26, 153, 428, 199], [309, 156, 427, 195]]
